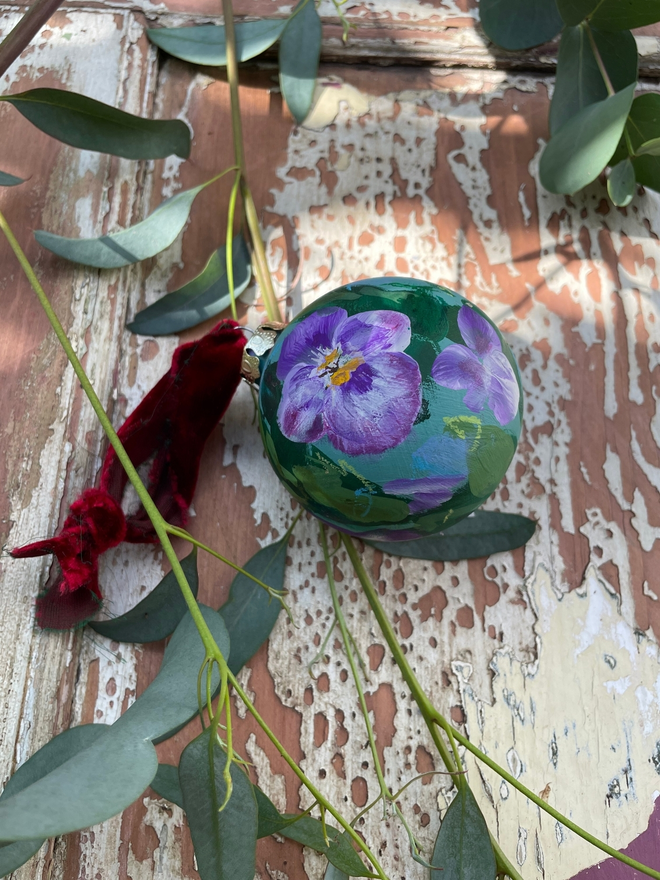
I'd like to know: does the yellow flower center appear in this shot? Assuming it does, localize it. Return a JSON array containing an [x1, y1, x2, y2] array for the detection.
[[318, 349, 364, 386], [330, 357, 364, 386]]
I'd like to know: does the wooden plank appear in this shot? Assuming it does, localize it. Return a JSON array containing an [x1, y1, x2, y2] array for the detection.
[[1, 1, 660, 74], [2, 14, 660, 880]]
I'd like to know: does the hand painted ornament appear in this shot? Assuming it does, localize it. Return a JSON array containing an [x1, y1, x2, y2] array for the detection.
[[255, 278, 523, 542]]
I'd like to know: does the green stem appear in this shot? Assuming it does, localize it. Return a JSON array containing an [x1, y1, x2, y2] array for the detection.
[[0, 209, 223, 664], [220, 0, 281, 324], [165, 524, 288, 600], [320, 525, 389, 803], [226, 170, 241, 321], [341, 535, 462, 787], [341, 536, 660, 880], [227, 669, 390, 880], [491, 836, 525, 880], [584, 21, 615, 96]]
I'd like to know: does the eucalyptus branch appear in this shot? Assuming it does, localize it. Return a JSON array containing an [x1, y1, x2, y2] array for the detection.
[[221, 0, 281, 323], [0, 0, 64, 77], [341, 534, 660, 880], [227, 668, 390, 880]]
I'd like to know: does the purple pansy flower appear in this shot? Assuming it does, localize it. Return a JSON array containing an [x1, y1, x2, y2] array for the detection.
[[384, 435, 468, 513], [277, 307, 421, 456], [431, 305, 519, 426]]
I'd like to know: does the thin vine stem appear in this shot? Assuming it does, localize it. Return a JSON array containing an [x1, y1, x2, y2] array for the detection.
[[227, 668, 390, 880], [319, 525, 390, 804], [165, 524, 289, 601], [220, 0, 281, 323], [342, 534, 660, 880], [341, 535, 463, 787]]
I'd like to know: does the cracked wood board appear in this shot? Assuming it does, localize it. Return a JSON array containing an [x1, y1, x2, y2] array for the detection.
[[2, 0, 660, 74], [2, 26, 660, 880]]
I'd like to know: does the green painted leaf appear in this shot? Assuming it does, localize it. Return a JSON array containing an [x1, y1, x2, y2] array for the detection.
[[635, 136, 660, 157], [89, 549, 198, 642], [0, 725, 106, 876], [608, 157, 636, 205], [147, 19, 287, 66], [0, 171, 24, 186], [467, 427, 516, 499], [0, 727, 157, 842], [179, 729, 258, 880], [550, 25, 638, 134], [114, 604, 229, 742], [479, 0, 563, 50], [591, 0, 660, 31], [624, 94, 660, 192], [151, 764, 184, 809], [127, 236, 251, 336], [556, 0, 598, 25], [219, 538, 287, 675], [431, 786, 497, 880], [35, 179, 211, 268], [539, 83, 635, 194], [252, 788, 374, 877], [0, 88, 189, 159], [369, 511, 536, 561], [279, 0, 322, 124]]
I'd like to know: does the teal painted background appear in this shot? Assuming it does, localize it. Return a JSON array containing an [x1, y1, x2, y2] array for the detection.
[[258, 278, 522, 541]]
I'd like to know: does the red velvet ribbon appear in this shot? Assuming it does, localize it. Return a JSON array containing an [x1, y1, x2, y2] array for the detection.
[[11, 320, 246, 630]]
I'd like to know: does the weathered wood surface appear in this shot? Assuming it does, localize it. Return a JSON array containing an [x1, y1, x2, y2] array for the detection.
[[2, 5, 660, 880]]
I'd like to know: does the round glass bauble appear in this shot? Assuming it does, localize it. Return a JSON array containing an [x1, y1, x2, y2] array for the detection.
[[258, 277, 522, 542]]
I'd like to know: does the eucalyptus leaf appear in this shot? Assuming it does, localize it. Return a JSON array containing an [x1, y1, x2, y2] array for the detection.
[[127, 235, 251, 336], [279, 817, 374, 877], [369, 511, 536, 561], [0, 727, 157, 842], [539, 83, 635, 194], [0, 88, 189, 159], [590, 0, 660, 31], [252, 788, 374, 877], [0, 725, 107, 876], [624, 94, 660, 192], [113, 604, 229, 742], [324, 866, 349, 880], [635, 137, 660, 157], [555, 0, 598, 26], [279, 0, 322, 124], [608, 157, 636, 206], [151, 764, 184, 809], [179, 729, 258, 880], [0, 171, 24, 186], [219, 538, 287, 675], [35, 178, 212, 268], [479, 0, 563, 50], [147, 19, 287, 66], [431, 786, 497, 880], [550, 25, 638, 134], [89, 549, 198, 642]]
